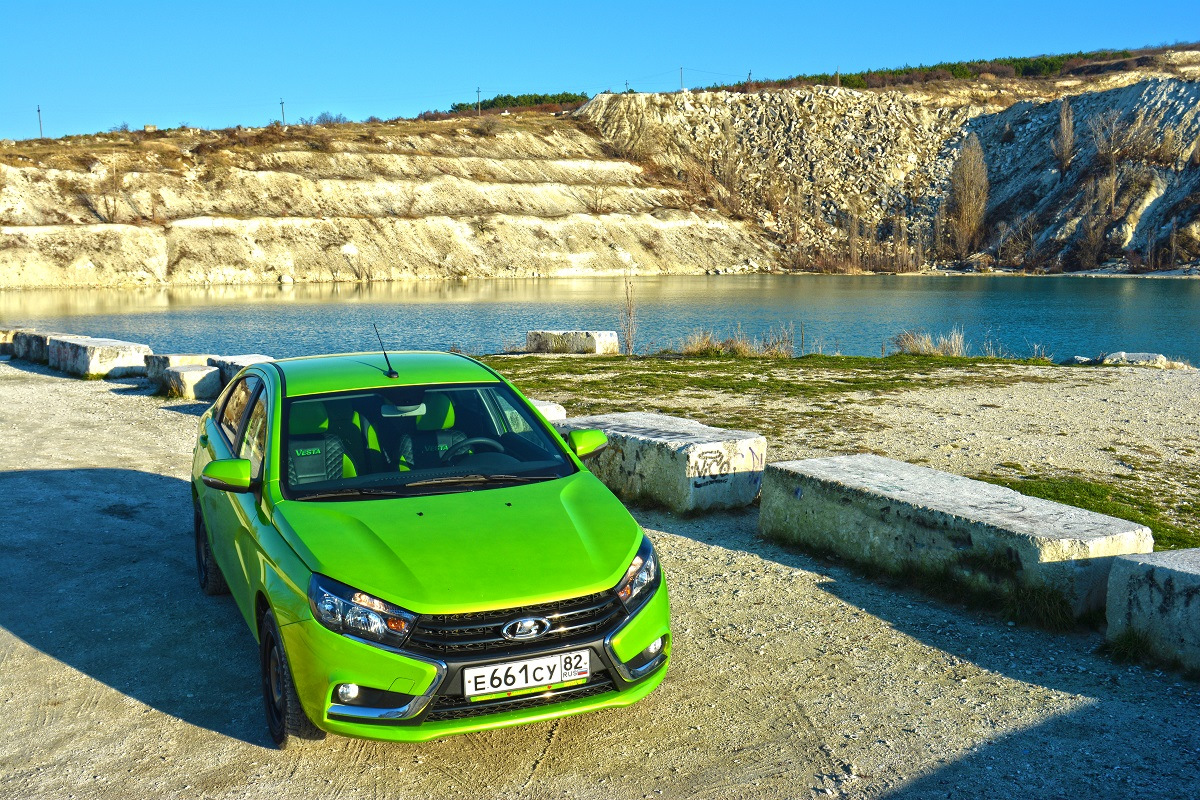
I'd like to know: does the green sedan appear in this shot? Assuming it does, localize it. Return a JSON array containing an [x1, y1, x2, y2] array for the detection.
[[191, 351, 670, 746]]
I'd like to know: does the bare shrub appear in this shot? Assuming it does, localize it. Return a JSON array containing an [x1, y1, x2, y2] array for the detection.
[[1067, 212, 1107, 271], [473, 116, 501, 137], [1089, 110, 1125, 167], [1051, 100, 1075, 177], [572, 185, 611, 214], [948, 134, 989, 259], [620, 271, 636, 355]]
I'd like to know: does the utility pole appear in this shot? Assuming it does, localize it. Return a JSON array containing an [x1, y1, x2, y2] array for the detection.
[[279, 98, 286, 126], [680, 67, 684, 91], [625, 80, 629, 93], [476, 87, 481, 117], [37, 105, 43, 138]]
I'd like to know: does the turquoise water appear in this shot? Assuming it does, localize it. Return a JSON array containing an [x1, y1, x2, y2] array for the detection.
[[3, 274, 1199, 362]]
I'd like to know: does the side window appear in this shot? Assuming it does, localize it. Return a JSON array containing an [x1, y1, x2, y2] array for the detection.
[[238, 393, 269, 480], [220, 376, 260, 443]]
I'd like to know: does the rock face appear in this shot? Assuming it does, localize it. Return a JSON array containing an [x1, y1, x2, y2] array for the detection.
[[46, 335, 151, 378], [163, 365, 221, 401], [526, 330, 619, 354], [760, 454, 1154, 616], [554, 412, 766, 512], [1107, 549, 1200, 672], [0, 118, 775, 288]]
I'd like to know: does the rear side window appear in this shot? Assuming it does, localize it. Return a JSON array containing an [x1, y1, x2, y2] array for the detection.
[[220, 376, 261, 442]]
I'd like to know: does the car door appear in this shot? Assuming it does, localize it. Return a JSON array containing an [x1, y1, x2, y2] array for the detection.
[[202, 374, 261, 614], [225, 386, 273, 628]]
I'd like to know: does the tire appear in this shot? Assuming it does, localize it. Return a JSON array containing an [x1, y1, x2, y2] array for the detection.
[[260, 609, 325, 748], [193, 498, 228, 596]]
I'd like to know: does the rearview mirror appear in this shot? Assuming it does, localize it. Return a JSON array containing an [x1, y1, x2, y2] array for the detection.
[[567, 429, 608, 460], [201, 458, 256, 493]]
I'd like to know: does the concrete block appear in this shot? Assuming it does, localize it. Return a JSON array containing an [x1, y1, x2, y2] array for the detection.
[[526, 330, 619, 355], [47, 336, 152, 378], [163, 365, 222, 401], [12, 331, 66, 363], [1, 327, 29, 355], [529, 399, 567, 421], [1107, 550, 1200, 672], [208, 354, 274, 386], [145, 354, 216, 391], [554, 412, 766, 512], [760, 455, 1154, 617]]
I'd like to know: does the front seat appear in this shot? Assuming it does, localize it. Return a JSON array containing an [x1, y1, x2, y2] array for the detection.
[[397, 394, 467, 470], [287, 401, 359, 485]]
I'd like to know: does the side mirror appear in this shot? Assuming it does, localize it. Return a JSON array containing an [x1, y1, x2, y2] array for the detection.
[[567, 429, 608, 460], [201, 458, 256, 493]]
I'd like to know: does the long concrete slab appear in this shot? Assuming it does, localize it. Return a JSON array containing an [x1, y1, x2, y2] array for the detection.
[[145, 354, 216, 391], [47, 335, 152, 378], [1107, 549, 1200, 672], [554, 412, 766, 512], [760, 454, 1154, 617], [163, 365, 221, 401], [12, 331, 66, 363]]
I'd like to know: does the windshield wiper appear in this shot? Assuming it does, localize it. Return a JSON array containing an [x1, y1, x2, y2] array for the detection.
[[402, 474, 552, 489], [296, 487, 414, 501]]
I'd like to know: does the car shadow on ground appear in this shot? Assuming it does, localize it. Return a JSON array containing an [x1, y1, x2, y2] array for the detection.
[[160, 401, 212, 417], [0, 467, 269, 747], [634, 506, 1200, 799]]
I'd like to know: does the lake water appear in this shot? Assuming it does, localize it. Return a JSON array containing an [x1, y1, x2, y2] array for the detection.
[[3, 274, 1199, 363]]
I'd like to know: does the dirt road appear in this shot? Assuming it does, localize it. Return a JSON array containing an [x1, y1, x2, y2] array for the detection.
[[1, 360, 1196, 799]]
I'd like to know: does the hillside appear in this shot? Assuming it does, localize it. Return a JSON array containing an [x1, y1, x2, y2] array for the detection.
[[0, 116, 771, 288]]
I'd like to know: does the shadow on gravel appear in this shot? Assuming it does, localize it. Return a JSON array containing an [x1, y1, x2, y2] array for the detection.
[[0, 467, 268, 746], [160, 401, 212, 417], [636, 507, 1199, 799]]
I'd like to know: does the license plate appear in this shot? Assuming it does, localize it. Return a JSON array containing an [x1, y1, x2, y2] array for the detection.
[[463, 650, 590, 701]]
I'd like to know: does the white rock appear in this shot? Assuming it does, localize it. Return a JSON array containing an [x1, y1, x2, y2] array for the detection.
[[760, 454, 1154, 617], [1101, 352, 1191, 369], [163, 365, 222, 401], [12, 331, 66, 363], [528, 399, 567, 421], [145, 354, 217, 390], [554, 412, 767, 512], [1107, 549, 1200, 672], [47, 336, 152, 378], [526, 330, 619, 355], [208, 354, 274, 386]]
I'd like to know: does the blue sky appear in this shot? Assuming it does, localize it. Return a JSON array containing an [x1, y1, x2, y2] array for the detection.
[[2, 1, 1196, 139]]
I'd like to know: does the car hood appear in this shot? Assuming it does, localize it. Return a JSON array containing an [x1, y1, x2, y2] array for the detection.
[[273, 471, 642, 614]]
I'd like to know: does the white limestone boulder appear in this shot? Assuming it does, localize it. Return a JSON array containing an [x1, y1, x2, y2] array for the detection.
[[528, 399, 567, 421], [163, 365, 222, 401], [1107, 549, 1200, 672], [12, 331, 65, 363], [208, 354, 274, 386], [1, 327, 28, 355], [554, 412, 766, 512], [1101, 352, 1192, 369], [47, 335, 152, 378], [760, 454, 1154, 617], [145, 354, 217, 391], [526, 330, 619, 355]]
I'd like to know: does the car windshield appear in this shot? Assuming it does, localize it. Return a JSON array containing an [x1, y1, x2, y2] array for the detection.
[[282, 382, 575, 500]]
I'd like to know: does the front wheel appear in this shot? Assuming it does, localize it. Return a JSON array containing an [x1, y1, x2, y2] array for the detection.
[[194, 498, 228, 596], [260, 608, 325, 748]]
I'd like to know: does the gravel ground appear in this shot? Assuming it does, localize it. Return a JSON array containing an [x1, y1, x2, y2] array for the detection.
[[1, 360, 1198, 800]]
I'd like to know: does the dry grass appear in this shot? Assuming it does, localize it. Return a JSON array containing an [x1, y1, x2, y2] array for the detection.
[[890, 326, 967, 357], [677, 324, 795, 358]]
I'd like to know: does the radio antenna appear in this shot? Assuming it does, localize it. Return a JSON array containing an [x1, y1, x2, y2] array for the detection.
[[373, 323, 399, 378]]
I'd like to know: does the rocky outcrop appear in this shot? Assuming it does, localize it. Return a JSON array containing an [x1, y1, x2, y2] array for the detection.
[[0, 119, 774, 288]]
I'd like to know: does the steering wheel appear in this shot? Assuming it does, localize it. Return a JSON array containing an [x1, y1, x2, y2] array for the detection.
[[442, 437, 505, 463]]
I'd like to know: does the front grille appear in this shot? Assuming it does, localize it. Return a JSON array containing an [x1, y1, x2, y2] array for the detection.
[[423, 670, 616, 722], [405, 591, 627, 656]]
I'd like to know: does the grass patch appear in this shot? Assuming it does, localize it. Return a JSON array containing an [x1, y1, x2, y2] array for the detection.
[[978, 473, 1198, 550], [1100, 627, 1158, 664]]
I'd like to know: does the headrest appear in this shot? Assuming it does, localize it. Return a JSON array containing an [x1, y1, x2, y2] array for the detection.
[[289, 401, 329, 435], [416, 394, 455, 431]]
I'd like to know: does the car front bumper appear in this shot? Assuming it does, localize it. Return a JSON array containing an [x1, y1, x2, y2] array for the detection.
[[280, 580, 671, 742]]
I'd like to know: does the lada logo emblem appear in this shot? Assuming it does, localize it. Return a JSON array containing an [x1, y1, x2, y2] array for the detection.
[[501, 616, 552, 641]]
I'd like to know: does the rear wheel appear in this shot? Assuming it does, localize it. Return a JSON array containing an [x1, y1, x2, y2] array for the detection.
[[260, 608, 325, 748], [193, 498, 228, 596]]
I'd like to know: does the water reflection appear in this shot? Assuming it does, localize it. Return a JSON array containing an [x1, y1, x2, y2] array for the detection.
[[3, 275, 1199, 362]]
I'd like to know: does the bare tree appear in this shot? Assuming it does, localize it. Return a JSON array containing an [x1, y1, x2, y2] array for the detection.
[[620, 271, 637, 355], [948, 134, 989, 259], [1051, 100, 1075, 178]]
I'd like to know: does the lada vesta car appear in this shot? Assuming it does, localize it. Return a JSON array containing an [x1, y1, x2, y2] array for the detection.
[[191, 351, 670, 746]]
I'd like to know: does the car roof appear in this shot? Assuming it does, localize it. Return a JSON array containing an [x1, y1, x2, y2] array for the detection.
[[267, 351, 501, 397]]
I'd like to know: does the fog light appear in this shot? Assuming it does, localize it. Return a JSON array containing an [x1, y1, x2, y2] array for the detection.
[[647, 637, 663, 655], [337, 683, 360, 702]]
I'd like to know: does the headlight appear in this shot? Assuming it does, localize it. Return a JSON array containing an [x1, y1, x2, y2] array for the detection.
[[308, 574, 416, 649], [615, 536, 659, 610]]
